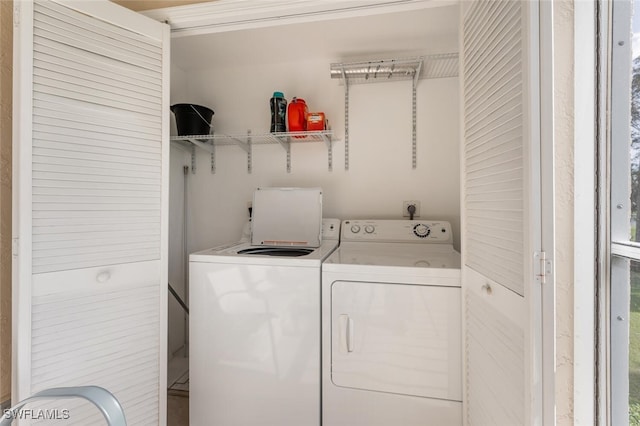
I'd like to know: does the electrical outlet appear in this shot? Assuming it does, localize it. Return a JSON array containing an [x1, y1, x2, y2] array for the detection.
[[402, 200, 420, 218]]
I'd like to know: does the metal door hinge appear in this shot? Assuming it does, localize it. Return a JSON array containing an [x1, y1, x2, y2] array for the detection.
[[534, 251, 552, 284], [12, 238, 18, 257]]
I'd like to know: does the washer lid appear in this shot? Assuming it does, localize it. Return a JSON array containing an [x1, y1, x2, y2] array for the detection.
[[251, 187, 323, 248], [189, 239, 339, 267]]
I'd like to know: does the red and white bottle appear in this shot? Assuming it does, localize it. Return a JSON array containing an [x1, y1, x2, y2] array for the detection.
[[287, 97, 308, 135]]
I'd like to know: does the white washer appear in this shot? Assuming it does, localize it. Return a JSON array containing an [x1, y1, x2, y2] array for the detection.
[[322, 220, 462, 426], [189, 217, 340, 426]]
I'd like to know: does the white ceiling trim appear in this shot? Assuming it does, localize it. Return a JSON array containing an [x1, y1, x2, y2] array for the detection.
[[141, 0, 455, 37]]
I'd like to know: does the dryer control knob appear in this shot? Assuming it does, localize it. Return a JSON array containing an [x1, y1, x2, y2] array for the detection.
[[350, 225, 361, 234], [413, 224, 431, 238], [364, 225, 375, 234]]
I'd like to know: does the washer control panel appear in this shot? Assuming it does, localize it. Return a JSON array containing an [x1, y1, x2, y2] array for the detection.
[[341, 220, 453, 244]]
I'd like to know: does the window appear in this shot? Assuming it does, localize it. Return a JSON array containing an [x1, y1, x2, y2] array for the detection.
[[609, 1, 640, 424]]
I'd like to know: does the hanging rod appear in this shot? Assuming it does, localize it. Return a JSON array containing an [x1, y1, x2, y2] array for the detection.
[[330, 53, 458, 84]]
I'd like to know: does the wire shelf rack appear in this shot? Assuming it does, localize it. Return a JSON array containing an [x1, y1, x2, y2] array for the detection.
[[171, 131, 334, 174], [329, 53, 458, 85]]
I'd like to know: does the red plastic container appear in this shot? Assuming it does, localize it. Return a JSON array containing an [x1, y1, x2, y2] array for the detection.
[[287, 98, 308, 134]]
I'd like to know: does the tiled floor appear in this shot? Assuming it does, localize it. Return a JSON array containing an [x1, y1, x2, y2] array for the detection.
[[167, 354, 189, 425], [167, 394, 189, 426]]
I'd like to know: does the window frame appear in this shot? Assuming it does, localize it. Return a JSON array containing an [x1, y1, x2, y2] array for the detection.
[[607, 0, 637, 424]]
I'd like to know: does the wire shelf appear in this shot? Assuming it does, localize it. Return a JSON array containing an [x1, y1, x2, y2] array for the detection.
[[171, 130, 333, 145], [330, 53, 458, 85], [170, 131, 334, 174]]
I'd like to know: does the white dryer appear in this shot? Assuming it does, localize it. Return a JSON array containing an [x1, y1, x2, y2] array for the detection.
[[322, 219, 462, 426], [189, 187, 339, 426]]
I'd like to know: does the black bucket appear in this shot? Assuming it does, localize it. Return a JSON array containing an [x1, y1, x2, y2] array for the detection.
[[171, 104, 214, 136]]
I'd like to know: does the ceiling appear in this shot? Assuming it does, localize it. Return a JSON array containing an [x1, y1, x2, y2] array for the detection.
[[170, 4, 459, 70]]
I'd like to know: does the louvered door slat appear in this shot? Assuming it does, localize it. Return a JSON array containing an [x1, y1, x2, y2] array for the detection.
[[466, 176, 524, 193], [466, 78, 522, 123], [32, 132, 160, 155], [34, 237, 159, 253], [29, 279, 160, 422], [34, 91, 161, 124], [35, 67, 158, 105], [465, 92, 522, 134], [32, 141, 159, 161], [465, 12, 521, 81], [465, 274, 525, 426], [462, 0, 535, 424], [33, 49, 161, 92], [33, 114, 160, 139], [33, 6, 161, 70], [34, 53, 160, 98], [466, 123, 522, 155], [34, 81, 161, 113], [33, 179, 159, 191], [38, 0, 161, 55], [34, 104, 162, 135], [463, 1, 519, 69], [33, 148, 161, 169], [33, 167, 160, 182], [32, 59, 161, 105], [33, 126, 161, 152], [466, 113, 523, 146], [463, 3, 524, 297], [33, 155, 160, 174], [466, 215, 523, 231]]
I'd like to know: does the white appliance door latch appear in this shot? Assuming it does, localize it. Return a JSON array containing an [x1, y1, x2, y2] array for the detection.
[[534, 251, 551, 285], [339, 314, 354, 353]]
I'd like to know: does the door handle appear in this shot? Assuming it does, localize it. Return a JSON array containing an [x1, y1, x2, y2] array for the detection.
[[339, 314, 354, 353]]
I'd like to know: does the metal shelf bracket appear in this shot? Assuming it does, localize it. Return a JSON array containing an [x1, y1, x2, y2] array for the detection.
[[342, 66, 350, 171], [322, 133, 333, 172], [185, 137, 215, 174], [273, 135, 292, 173], [412, 60, 422, 169]]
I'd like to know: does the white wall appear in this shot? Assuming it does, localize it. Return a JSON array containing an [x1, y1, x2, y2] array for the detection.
[[168, 146, 189, 357], [171, 58, 461, 253], [554, 1, 575, 424], [167, 64, 189, 358]]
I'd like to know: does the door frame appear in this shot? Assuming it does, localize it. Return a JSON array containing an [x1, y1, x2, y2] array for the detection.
[[539, 1, 556, 425]]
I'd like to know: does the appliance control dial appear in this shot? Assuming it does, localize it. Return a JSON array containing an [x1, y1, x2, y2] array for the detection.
[[350, 225, 361, 234], [364, 225, 375, 234], [413, 223, 431, 238]]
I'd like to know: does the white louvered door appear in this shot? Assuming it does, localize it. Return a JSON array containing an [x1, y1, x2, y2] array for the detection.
[[13, 1, 169, 424], [461, 0, 542, 425]]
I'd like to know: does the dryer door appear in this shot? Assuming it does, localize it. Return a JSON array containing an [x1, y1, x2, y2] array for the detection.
[[331, 280, 462, 401]]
